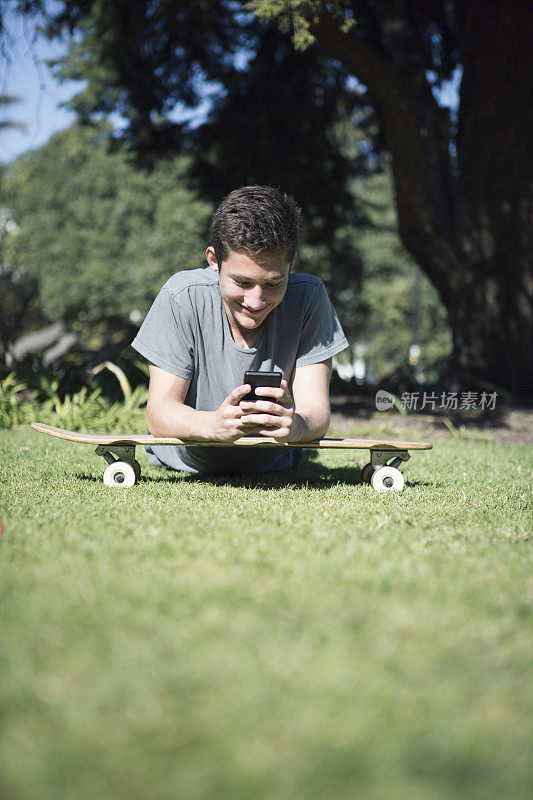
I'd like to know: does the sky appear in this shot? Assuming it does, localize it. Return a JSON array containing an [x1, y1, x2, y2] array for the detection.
[[0, 8, 85, 164]]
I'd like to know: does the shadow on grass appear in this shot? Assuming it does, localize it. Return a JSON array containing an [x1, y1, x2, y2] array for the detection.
[[75, 450, 437, 490]]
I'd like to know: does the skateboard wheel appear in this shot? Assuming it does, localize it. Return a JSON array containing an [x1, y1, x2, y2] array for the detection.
[[361, 462, 374, 484], [371, 466, 404, 492], [103, 461, 136, 488], [132, 459, 141, 481]]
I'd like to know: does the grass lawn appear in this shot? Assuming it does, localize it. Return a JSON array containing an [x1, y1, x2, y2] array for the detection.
[[0, 422, 531, 799]]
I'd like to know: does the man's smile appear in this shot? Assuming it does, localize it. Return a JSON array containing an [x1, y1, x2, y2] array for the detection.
[[239, 303, 268, 317]]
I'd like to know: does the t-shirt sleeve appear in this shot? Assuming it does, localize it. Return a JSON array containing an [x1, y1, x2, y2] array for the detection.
[[131, 286, 195, 379], [295, 280, 349, 367]]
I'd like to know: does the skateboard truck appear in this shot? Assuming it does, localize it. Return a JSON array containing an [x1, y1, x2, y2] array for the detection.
[[360, 449, 411, 492], [95, 444, 141, 487]]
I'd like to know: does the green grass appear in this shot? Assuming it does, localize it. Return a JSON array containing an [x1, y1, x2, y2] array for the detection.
[[0, 424, 531, 800]]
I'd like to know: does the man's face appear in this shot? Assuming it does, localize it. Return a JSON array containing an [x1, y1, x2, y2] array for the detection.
[[206, 247, 292, 341]]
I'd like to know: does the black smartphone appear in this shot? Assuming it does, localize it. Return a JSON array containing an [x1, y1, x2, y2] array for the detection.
[[242, 370, 282, 402]]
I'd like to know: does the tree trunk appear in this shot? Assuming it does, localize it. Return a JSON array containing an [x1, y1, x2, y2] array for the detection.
[[313, 1, 533, 397], [452, 1, 533, 395], [447, 270, 532, 396]]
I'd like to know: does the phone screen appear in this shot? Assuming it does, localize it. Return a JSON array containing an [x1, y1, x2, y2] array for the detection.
[[242, 371, 282, 402]]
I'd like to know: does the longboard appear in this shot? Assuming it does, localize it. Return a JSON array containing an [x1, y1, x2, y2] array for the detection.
[[31, 422, 433, 492]]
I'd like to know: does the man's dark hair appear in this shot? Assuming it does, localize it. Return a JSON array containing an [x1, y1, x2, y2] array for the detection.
[[211, 185, 301, 266]]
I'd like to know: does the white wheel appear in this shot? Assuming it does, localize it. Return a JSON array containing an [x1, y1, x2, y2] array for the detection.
[[370, 466, 404, 492], [103, 461, 136, 488], [132, 459, 141, 481], [361, 462, 374, 484]]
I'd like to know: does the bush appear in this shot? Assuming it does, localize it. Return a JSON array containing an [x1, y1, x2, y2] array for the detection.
[[0, 373, 39, 429], [0, 362, 148, 433]]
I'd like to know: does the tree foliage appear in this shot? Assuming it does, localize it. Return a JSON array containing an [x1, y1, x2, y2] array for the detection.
[[250, 0, 533, 395], [0, 93, 25, 131], [42, 1, 256, 158], [351, 167, 451, 383], [3, 125, 212, 324]]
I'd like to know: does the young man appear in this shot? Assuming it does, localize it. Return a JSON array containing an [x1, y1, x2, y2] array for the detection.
[[131, 185, 348, 474]]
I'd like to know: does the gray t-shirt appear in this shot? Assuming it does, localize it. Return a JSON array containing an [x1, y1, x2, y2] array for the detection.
[[131, 266, 348, 473]]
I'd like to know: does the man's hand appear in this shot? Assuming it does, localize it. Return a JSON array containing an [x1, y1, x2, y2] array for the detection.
[[208, 384, 264, 441], [238, 379, 295, 441]]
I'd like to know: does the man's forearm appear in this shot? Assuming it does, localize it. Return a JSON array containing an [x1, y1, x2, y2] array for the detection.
[[147, 399, 214, 440], [289, 403, 330, 443]]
